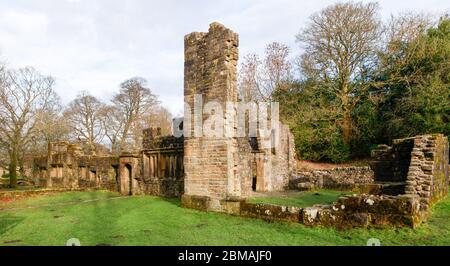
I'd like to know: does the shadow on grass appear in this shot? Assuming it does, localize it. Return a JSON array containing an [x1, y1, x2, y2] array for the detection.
[[82, 191, 122, 246], [160, 196, 182, 208], [0, 213, 24, 237]]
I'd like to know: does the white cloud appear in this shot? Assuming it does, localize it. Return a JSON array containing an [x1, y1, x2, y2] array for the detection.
[[0, 0, 448, 115]]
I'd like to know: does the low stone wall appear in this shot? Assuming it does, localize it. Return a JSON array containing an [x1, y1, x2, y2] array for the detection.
[[138, 178, 184, 198], [240, 202, 301, 223], [236, 194, 425, 228], [302, 194, 424, 228], [0, 188, 86, 204], [181, 195, 211, 211], [292, 167, 374, 191]]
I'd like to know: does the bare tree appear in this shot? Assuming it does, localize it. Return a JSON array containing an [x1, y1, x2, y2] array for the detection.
[[0, 67, 58, 187], [99, 105, 123, 155], [386, 12, 433, 48], [113, 77, 159, 153], [238, 42, 293, 101], [239, 54, 261, 102], [143, 106, 173, 135], [64, 91, 106, 153], [297, 1, 382, 145], [32, 106, 71, 154], [0, 64, 8, 173]]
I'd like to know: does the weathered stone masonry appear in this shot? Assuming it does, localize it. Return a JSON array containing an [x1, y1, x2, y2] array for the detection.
[[117, 127, 184, 197], [32, 142, 119, 191], [182, 23, 243, 211], [181, 23, 296, 212], [240, 134, 448, 228]]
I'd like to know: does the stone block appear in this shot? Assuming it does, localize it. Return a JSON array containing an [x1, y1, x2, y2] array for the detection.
[[181, 195, 210, 211]]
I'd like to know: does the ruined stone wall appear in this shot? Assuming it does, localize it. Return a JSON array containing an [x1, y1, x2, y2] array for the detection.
[[370, 134, 449, 205], [404, 134, 449, 211], [237, 138, 254, 198], [292, 167, 374, 191], [236, 134, 448, 228], [137, 128, 184, 197], [182, 22, 244, 211], [233, 193, 424, 228], [267, 123, 296, 191], [300, 194, 424, 228], [371, 140, 414, 183], [251, 123, 296, 192], [31, 142, 119, 191], [77, 155, 119, 191]]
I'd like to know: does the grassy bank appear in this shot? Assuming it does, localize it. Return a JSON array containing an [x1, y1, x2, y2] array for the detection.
[[248, 190, 350, 208]]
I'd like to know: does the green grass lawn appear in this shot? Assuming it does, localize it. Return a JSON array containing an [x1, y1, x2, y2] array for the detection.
[[1, 190, 450, 246], [249, 190, 351, 208]]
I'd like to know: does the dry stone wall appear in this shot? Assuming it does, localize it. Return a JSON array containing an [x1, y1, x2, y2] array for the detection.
[[403, 134, 449, 211], [234, 193, 424, 228], [293, 167, 374, 191]]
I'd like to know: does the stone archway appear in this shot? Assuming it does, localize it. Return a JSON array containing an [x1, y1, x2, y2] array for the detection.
[[124, 164, 132, 196], [119, 163, 133, 196], [119, 154, 140, 196]]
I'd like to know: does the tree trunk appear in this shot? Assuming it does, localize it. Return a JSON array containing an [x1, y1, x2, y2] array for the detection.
[[9, 149, 18, 188], [342, 109, 352, 146], [119, 123, 131, 153], [341, 82, 352, 146]]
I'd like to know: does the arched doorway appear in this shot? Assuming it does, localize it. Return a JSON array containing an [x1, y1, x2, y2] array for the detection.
[[124, 164, 132, 195]]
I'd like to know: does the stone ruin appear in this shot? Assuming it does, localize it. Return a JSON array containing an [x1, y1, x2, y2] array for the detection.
[[32, 142, 119, 191], [243, 134, 448, 228], [181, 22, 296, 212], [25, 22, 448, 229], [30, 23, 296, 204], [118, 127, 184, 197], [370, 134, 449, 212]]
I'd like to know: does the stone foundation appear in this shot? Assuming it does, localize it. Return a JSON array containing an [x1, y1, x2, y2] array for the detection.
[[292, 167, 374, 191], [232, 194, 424, 228]]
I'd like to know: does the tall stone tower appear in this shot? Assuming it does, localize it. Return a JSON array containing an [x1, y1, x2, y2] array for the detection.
[[181, 22, 243, 212]]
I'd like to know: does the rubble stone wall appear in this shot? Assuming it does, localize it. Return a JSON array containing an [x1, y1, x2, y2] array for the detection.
[[404, 134, 449, 210], [32, 142, 119, 191], [237, 194, 425, 228], [293, 167, 374, 191], [371, 140, 414, 183], [241, 134, 448, 228], [258, 123, 296, 192]]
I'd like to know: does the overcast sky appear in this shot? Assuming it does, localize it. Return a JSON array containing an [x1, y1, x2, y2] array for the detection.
[[0, 0, 448, 115]]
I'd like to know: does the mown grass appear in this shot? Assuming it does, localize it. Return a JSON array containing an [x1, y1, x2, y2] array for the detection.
[[0, 190, 450, 246], [248, 190, 351, 207]]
